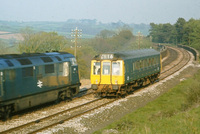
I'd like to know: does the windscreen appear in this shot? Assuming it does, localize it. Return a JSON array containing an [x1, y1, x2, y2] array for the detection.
[[102, 62, 110, 75], [112, 61, 121, 75], [93, 62, 100, 75]]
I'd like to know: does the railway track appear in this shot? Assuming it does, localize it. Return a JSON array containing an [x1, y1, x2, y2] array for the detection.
[[160, 46, 191, 80], [0, 97, 116, 134], [0, 46, 192, 134]]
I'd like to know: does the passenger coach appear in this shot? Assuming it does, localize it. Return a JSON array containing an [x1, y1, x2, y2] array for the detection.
[[91, 49, 162, 97]]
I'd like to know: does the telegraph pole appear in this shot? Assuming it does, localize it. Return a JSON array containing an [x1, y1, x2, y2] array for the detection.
[[71, 27, 82, 57]]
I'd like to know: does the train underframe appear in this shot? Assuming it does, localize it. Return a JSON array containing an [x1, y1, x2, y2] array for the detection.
[[94, 73, 160, 97], [0, 84, 80, 120]]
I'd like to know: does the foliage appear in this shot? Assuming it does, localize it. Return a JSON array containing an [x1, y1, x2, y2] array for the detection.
[[90, 29, 152, 53], [94, 70, 200, 134], [149, 23, 176, 44], [0, 40, 9, 54], [64, 44, 96, 79], [0, 39, 15, 54], [16, 27, 153, 79], [18, 27, 67, 53], [63, 29, 153, 78], [149, 18, 200, 51]]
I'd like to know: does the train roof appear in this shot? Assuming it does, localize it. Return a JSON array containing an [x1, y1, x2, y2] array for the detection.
[[93, 49, 160, 61], [0, 52, 75, 70]]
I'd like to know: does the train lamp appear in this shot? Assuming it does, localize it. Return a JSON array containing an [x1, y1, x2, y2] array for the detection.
[[71, 27, 82, 57]]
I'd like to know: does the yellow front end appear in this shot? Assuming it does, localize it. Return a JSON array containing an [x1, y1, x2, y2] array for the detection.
[[91, 60, 125, 95], [90, 60, 101, 85]]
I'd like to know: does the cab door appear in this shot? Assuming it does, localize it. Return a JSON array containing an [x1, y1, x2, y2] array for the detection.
[[100, 61, 111, 84]]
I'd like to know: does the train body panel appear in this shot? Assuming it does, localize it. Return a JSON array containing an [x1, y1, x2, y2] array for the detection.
[[0, 52, 80, 119], [91, 49, 161, 97]]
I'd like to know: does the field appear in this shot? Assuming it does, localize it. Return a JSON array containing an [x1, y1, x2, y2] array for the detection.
[[94, 65, 200, 134], [0, 31, 23, 40]]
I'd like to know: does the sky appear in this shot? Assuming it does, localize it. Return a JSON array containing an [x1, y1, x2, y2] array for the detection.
[[0, 0, 200, 24]]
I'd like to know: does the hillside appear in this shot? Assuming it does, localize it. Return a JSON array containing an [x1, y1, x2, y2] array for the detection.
[[0, 20, 150, 38]]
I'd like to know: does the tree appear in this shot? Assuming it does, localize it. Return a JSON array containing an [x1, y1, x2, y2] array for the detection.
[[175, 18, 186, 43], [0, 40, 9, 54], [18, 28, 67, 53], [97, 29, 115, 38], [182, 19, 200, 50]]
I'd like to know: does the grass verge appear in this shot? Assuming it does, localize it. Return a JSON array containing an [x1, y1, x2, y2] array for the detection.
[[94, 69, 200, 134]]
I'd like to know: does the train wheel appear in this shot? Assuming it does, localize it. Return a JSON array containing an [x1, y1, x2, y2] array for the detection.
[[66, 89, 73, 102], [116, 93, 121, 98], [94, 92, 101, 98], [56, 91, 66, 103], [3, 106, 11, 121], [59, 92, 65, 101]]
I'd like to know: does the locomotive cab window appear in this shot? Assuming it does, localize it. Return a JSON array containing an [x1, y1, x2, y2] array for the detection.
[[93, 62, 100, 75], [70, 58, 77, 65], [112, 61, 121, 75], [102, 62, 110, 75]]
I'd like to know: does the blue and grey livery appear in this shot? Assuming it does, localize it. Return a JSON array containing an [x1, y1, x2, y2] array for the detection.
[[0, 52, 81, 119]]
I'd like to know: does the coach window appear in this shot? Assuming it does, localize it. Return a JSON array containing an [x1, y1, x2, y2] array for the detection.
[[135, 61, 138, 70], [153, 57, 156, 65], [150, 58, 153, 66], [112, 61, 121, 75], [102, 62, 110, 75], [157, 57, 159, 64], [45, 64, 55, 74], [133, 62, 135, 71], [144, 59, 148, 68], [22, 67, 33, 77], [141, 60, 144, 68], [139, 60, 142, 69], [148, 58, 150, 67], [136, 61, 140, 70], [93, 62, 100, 75]]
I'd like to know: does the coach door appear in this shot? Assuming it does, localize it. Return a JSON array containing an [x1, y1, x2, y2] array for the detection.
[[0, 71, 3, 97], [101, 61, 111, 84]]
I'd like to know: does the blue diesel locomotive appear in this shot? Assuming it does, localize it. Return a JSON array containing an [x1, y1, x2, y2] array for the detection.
[[0, 52, 80, 119]]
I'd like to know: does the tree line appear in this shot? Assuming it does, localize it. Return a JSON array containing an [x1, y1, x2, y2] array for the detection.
[[149, 18, 200, 50], [10, 27, 152, 78]]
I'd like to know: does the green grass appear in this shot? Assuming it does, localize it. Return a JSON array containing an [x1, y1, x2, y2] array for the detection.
[[94, 70, 200, 134]]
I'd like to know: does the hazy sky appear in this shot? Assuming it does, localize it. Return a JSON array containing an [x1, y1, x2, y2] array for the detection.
[[0, 0, 200, 24]]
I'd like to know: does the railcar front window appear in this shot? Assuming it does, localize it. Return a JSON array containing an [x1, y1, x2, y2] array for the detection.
[[112, 62, 121, 75], [93, 62, 100, 75], [102, 62, 110, 75]]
